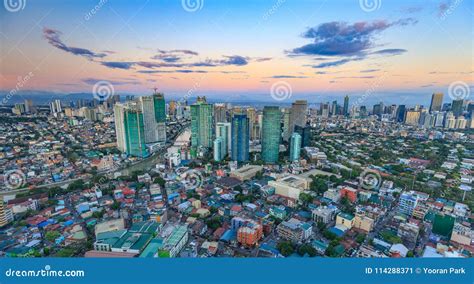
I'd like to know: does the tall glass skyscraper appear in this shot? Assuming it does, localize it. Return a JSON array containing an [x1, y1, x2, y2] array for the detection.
[[191, 99, 213, 149], [216, 122, 231, 155], [123, 107, 148, 158], [343, 95, 349, 117], [231, 114, 249, 162], [290, 132, 301, 161], [262, 106, 281, 164], [153, 92, 166, 123]]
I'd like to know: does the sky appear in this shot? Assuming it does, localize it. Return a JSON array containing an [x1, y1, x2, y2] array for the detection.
[[0, 0, 473, 105]]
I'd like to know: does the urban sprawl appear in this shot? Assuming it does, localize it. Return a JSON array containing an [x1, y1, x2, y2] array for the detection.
[[0, 91, 473, 259]]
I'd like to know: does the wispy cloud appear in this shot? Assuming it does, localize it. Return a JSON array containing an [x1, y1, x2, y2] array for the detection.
[[43, 28, 106, 59]]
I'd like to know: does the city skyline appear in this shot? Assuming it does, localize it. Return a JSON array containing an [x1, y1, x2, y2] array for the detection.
[[1, 0, 473, 105]]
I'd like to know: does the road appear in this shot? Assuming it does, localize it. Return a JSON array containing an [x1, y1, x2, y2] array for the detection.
[[0, 120, 189, 198]]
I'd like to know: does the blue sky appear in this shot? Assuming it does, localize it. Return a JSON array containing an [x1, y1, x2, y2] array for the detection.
[[0, 0, 473, 105]]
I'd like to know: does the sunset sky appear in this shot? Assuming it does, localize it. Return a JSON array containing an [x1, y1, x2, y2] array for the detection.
[[0, 0, 473, 103]]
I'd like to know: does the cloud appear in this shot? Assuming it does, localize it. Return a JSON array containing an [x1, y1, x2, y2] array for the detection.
[[81, 78, 140, 86], [175, 70, 208, 73], [43, 28, 106, 59], [289, 19, 416, 68], [268, 75, 309, 79], [220, 55, 249, 66], [291, 19, 416, 57], [311, 57, 364, 68], [360, 69, 380, 73], [101, 62, 135, 69], [334, 76, 376, 79], [372, 49, 407, 55], [152, 49, 199, 63]]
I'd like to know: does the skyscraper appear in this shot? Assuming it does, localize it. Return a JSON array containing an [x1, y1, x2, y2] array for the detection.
[[289, 132, 302, 162], [216, 122, 231, 155], [343, 95, 349, 117], [139, 94, 166, 144], [213, 137, 226, 162], [123, 106, 148, 157], [153, 92, 166, 123], [429, 93, 443, 113], [49, 99, 62, 116], [451, 99, 464, 118], [231, 114, 249, 162], [396, 105, 406, 123], [191, 99, 213, 149], [287, 100, 307, 141], [114, 103, 127, 152], [214, 104, 227, 123], [282, 108, 291, 141], [262, 106, 281, 164], [294, 125, 310, 148]]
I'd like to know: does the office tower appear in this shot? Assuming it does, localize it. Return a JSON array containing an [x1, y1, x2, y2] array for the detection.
[[153, 92, 166, 123], [396, 105, 406, 122], [331, 100, 337, 116], [320, 103, 329, 117], [124, 106, 148, 157], [373, 102, 384, 117], [445, 112, 456, 129], [49, 99, 62, 115], [456, 116, 467, 129], [231, 114, 249, 162], [262, 106, 281, 164], [451, 99, 464, 118], [139, 95, 166, 144], [282, 108, 291, 142], [422, 113, 432, 129], [216, 122, 231, 154], [0, 201, 13, 227], [214, 104, 227, 123], [83, 107, 97, 121], [24, 99, 33, 113], [343, 95, 349, 117], [294, 125, 311, 148], [429, 93, 444, 113], [191, 100, 213, 149], [398, 192, 419, 216], [468, 103, 474, 114], [114, 104, 127, 152], [359, 106, 368, 118], [405, 110, 421, 126], [287, 100, 307, 140], [433, 112, 445, 127], [246, 108, 256, 141], [213, 137, 226, 162], [289, 132, 302, 162]]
